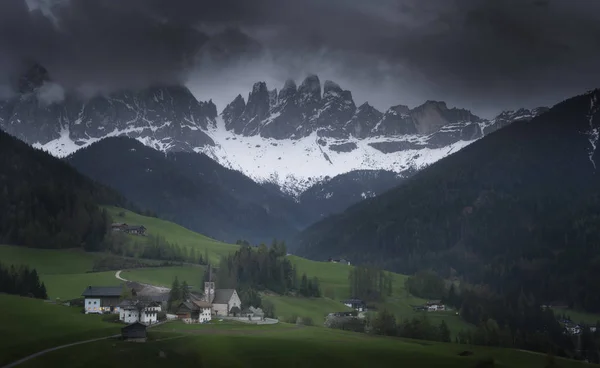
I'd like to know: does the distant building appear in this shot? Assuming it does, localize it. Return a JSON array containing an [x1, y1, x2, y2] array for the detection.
[[328, 258, 351, 265], [204, 282, 242, 316], [111, 223, 147, 236], [342, 298, 367, 312], [81, 286, 123, 314], [118, 299, 161, 325], [176, 301, 213, 323], [125, 225, 147, 236], [111, 223, 128, 232], [121, 322, 147, 342]]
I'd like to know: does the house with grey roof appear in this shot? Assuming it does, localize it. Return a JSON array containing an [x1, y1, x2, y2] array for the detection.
[[118, 299, 162, 325], [204, 282, 241, 316], [81, 285, 123, 314], [176, 300, 213, 323]]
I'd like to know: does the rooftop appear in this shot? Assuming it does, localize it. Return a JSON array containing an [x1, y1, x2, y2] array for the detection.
[[81, 286, 123, 297]]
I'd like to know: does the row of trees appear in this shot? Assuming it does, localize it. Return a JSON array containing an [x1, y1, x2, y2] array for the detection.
[[105, 232, 207, 265], [348, 265, 393, 302], [0, 263, 47, 299], [443, 282, 600, 361], [326, 311, 451, 343], [405, 270, 446, 300], [215, 240, 321, 297]]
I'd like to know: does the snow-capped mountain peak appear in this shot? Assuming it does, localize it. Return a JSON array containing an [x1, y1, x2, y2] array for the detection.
[[0, 68, 547, 197]]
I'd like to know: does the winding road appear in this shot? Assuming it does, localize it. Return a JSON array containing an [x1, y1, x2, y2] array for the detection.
[[115, 270, 127, 282]]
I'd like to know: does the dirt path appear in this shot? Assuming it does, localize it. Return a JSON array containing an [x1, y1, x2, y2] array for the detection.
[[115, 270, 170, 294], [2, 321, 167, 368], [1, 335, 120, 368], [115, 270, 127, 282]]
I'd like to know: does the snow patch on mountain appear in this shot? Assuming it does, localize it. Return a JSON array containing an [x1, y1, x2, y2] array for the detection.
[[191, 116, 475, 196]]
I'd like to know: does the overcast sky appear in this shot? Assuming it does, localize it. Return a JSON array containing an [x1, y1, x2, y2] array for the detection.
[[1, 0, 600, 118]]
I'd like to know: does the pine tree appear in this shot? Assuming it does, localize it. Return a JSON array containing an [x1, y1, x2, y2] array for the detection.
[[181, 280, 190, 301], [439, 320, 451, 342]]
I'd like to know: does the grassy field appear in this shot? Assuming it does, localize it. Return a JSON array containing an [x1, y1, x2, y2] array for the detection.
[[121, 266, 205, 292], [0, 245, 96, 274], [104, 206, 238, 264], [262, 295, 352, 324], [289, 255, 473, 336], [1, 209, 473, 337], [0, 294, 120, 366], [43, 271, 122, 300], [16, 321, 590, 368]]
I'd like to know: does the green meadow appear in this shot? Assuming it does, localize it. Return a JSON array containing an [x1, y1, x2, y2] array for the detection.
[[0, 294, 120, 366], [104, 206, 238, 264], [120, 266, 205, 291], [2, 208, 473, 336], [14, 320, 591, 368]]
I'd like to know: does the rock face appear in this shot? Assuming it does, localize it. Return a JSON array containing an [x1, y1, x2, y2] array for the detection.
[[0, 64, 218, 157], [220, 80, 490, 149], [0, 65, 547, 198]]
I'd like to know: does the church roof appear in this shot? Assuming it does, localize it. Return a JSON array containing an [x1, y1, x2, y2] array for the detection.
[[212, 289, 236, 305]]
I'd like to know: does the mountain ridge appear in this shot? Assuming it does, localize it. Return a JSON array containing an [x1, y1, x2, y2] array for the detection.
[[0, 64, 546, 198], [291, 89, 600, 311]]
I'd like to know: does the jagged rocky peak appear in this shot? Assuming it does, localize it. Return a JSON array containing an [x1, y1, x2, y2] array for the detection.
[[356, 102, 383, 117], [232, 81, 270, 135], [278, 79, 298, 103], [323, 80, 342, 97], [388, 104, 411, 116], [411, 100, 481, 135], [297, 74, 322, 106], [345, 102, 383, 139]]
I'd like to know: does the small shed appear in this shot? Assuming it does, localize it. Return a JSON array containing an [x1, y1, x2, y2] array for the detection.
[[121, 322, 147, 342]]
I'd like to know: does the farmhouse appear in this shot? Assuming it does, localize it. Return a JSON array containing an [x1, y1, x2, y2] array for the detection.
[[121, 322, 147, 342], [425, 300, 445, 312], [81, 286, 123, 314], [176, 300, 213, 323], [342, 298, 367, 312], [328, 258, 351, 265], [111, 223, 147, 236], [203, 282, 242, 316], [118, 299, 161, 325]]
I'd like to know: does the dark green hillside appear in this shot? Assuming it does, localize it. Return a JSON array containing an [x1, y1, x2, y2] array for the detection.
[[66, 137, 308, 244], [294, 90, 600, 311], [0, 130, 131, 250]]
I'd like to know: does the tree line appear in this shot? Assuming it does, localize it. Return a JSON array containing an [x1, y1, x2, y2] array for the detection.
[[348, 265, 392, 302], [215, 240, 320, 297], [294, 93, 600, 315], [209, 240, 320, 315], [0, 263, 47, 299], [0, 129, 136, 251], [326, 310, 451, 343], [105, 232, 207, 265], [446, 282, 600, 362]]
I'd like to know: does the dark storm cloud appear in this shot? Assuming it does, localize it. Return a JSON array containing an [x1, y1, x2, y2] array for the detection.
[[1, 0, 600, 116]]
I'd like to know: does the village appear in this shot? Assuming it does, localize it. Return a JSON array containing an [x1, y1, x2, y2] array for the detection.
[[82, 280, 272, 341]]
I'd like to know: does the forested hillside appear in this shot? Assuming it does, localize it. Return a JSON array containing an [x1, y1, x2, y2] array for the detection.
[[294, 90, 600, 312], [0, 130, 132, 250], [67, 137, 309, 244]]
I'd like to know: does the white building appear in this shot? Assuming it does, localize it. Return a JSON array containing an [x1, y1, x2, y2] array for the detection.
[[81, 286, 123, 314], [204, 282, 242, 316], [118, 300, 161, 325], [175, 300, 213, 323]]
